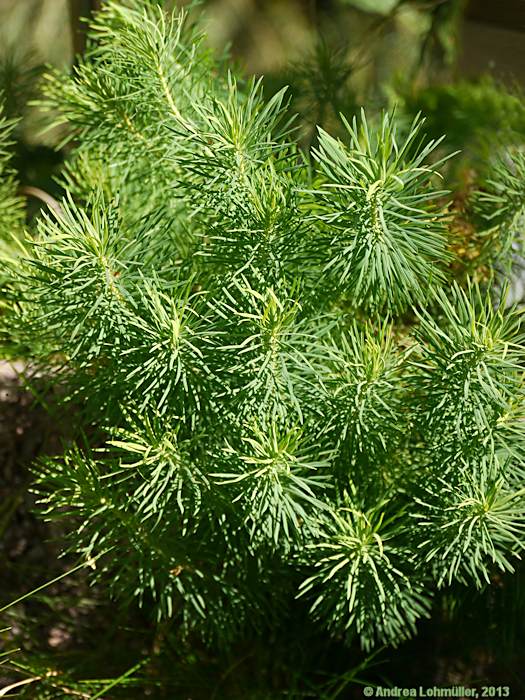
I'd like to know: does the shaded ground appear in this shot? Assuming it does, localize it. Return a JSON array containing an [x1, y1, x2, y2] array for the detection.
[[0, 363, 143, 696]]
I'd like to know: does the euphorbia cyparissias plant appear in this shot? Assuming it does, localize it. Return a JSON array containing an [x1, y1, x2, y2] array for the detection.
[[2, 0, 525, 652]]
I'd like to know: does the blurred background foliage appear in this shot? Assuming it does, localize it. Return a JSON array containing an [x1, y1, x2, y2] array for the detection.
[[1, 0, 525, 697], [1, 0, 525, 191], [0, 0, 524, 142]]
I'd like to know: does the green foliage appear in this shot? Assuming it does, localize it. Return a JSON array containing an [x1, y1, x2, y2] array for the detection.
[[412, 282, 525, 466], [314, 320, 407, 476], [213, 417, 332, 547], [415, 453, 525, 588], [2, 0, 525, 659], [286, 39, 358, 147], [309, 110, 452, 312], [298, 496, 431, 651], [0, 48, 42, 126], [402, 79, 525, 165], [0, 100, 24, 250], [473, 147, 525, 271], [409, 283, 525, 586]]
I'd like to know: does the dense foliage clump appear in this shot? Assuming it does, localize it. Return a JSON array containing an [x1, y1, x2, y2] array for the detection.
[[1, 0, 525, 656]]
